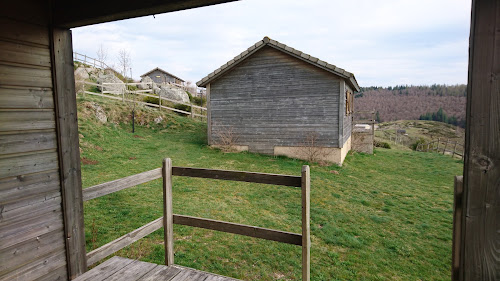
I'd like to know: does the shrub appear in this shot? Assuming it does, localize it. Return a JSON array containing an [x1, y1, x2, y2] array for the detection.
[[374, 140, 391, 149], [143, 96, 159, 105], [192, 96, 206, 106], [174, 103, 191, 115], [185, 91, 193, 102], [411, 138, 427, 151]]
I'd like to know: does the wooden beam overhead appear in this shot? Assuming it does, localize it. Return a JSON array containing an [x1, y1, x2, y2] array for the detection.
[[53, 0, 238, 28]]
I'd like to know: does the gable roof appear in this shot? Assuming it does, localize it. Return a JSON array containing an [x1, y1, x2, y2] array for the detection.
[[140, 67, 185, 82], [196, 36, 360, 91]]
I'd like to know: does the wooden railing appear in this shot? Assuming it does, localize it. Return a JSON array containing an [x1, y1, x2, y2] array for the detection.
[[76, 80, 207, 119], [83, 159, 311, 280], [416, 138, 464, 159], [73, 52, 110, 69]]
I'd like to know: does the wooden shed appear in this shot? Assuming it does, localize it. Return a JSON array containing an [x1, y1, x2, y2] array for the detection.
[[0, 0, 498, 280], [140, 67, 185, 85], [197, 37, 360, 165]]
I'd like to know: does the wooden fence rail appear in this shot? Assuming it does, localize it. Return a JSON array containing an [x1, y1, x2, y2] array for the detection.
[[416, 138, 464, 159], [77, 80, 207, 119], [83, 160, 311, 280]]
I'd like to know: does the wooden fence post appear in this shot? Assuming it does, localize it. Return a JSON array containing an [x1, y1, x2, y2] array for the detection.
[[453, 142, 458, 158], [159, 95, 162, 111], [443, 139, 448, 155], [452, 175, 463, 281], [163, 158, 174, 266], [301, 165, 310, 281]]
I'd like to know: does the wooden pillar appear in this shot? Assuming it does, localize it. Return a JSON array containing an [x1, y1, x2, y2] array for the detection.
[[50, 27, 87, 278], [460, 0, 500, 280], [452, 176, 464, 280], [301, 165, 310, 281], [163, 158, 174, 266]]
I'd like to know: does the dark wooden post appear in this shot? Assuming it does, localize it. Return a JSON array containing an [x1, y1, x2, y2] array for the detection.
[[443, 139, 448, 155], [163, 158, 174, 266], [452, 176, 464, 280], [51, 27, 87, 278], [460, 0, 500, 280], [301, 165, 310, 281]]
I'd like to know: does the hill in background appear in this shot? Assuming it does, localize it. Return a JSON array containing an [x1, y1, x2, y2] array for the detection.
[[355, 84, 466, 124]]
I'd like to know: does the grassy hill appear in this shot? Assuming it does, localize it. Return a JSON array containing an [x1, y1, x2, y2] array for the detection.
[[78, 95, 463, 280]]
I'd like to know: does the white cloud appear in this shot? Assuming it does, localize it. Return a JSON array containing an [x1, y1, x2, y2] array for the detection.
[[71, 0, 471, 86]]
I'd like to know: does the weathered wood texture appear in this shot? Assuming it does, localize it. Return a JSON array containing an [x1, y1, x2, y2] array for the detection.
[[51, 27, 87, 278], [461, 0, 500, 280], [86, 218, 163, 266], [83, 168, 162, 201], [172, 166, 302, 187], [163, 159, 175, 266], [301, 166, 311, 281], [209, 46, 342, 154], [0, 13, 69, 281], [173, 214, 302, 245], [75, 256, 241, 281]]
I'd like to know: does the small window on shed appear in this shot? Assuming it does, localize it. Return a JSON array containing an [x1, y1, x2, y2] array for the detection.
[[345, 91, 353, 115]]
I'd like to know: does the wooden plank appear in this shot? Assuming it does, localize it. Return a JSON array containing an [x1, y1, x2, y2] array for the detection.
[[0, 229, 65, 276], [73, 256, 135, 281], [0, 130, 57, 156], [138, 265, 181, 281], [0, 192, 61, 226], [104, 259, 157, 281], [172, 166, 302, 187], [0, 18, 49, 46], [301, 165, 311, 281], [0, 111, 55, 132], [86, 217, 163, 266], [461, 1, 500, 280], [0, 170, 59, 202], [33, 264, 67, 281], [0, 63, 52, 88], [0, 39, 51, 67], [83, 168, 162, 201], [0, 250, 67, 281], [0, 151, 59, 179], [0, 86, 54, 109], [51, 27, 87, 278], [173, 214, 302, 245], [0, 211, 64, 250], [172, 265, 241, 281], [452, 176, 463, 281], [163, 158, 174, 266]]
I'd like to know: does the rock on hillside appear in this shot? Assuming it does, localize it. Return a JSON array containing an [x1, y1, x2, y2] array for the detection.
[[139, 76, 190, 103], [97, 69, 126, 94]]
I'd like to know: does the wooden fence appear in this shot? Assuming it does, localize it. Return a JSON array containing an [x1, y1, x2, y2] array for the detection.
[[82, 159, 311, 280], [77, 80, 207, 119], [73, 52, 109, 69], [416, 138, 464, 159]]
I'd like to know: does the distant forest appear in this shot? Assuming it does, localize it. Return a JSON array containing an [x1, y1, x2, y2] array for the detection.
[[355, 84, 466, 126]]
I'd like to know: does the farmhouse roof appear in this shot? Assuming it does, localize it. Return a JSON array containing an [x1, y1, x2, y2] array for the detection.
[[140, 67, 185, 82], [196, 36, 360, 91]]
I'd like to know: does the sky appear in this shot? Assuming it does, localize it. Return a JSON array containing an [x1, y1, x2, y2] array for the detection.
[[71, 0, 472, 87]]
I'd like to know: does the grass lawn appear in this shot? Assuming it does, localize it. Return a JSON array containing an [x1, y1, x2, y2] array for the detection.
[[78, 96, 463, 280]]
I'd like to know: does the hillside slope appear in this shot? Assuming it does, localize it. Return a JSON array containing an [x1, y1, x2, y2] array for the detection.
[[355, 85, 466, 123], [78, 95, 463, 280]]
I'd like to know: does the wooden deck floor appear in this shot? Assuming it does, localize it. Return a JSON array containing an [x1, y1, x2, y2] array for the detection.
[[74, 256, 241, 281]]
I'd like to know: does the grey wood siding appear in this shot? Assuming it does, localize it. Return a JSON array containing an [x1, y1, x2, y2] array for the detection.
[[210, 46, 341, 154], [343, 83, 353, 145], [145, 70, 180, 84], [0, 14, 68, 280]]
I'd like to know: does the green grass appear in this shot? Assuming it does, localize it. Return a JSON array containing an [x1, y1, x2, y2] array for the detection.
[[79, 96, 463, 280]]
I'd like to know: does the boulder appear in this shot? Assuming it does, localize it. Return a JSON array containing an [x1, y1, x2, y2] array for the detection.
[[157, 84, 190, 103], [97, 71, 125, 95], [138, 76, 153, 90], [92, 102, 107, 123]]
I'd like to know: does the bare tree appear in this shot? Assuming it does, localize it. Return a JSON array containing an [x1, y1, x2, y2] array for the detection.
[[96, 44, 108, 67], [117, 49, 131, 78], [293, 132, 333, 164]]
